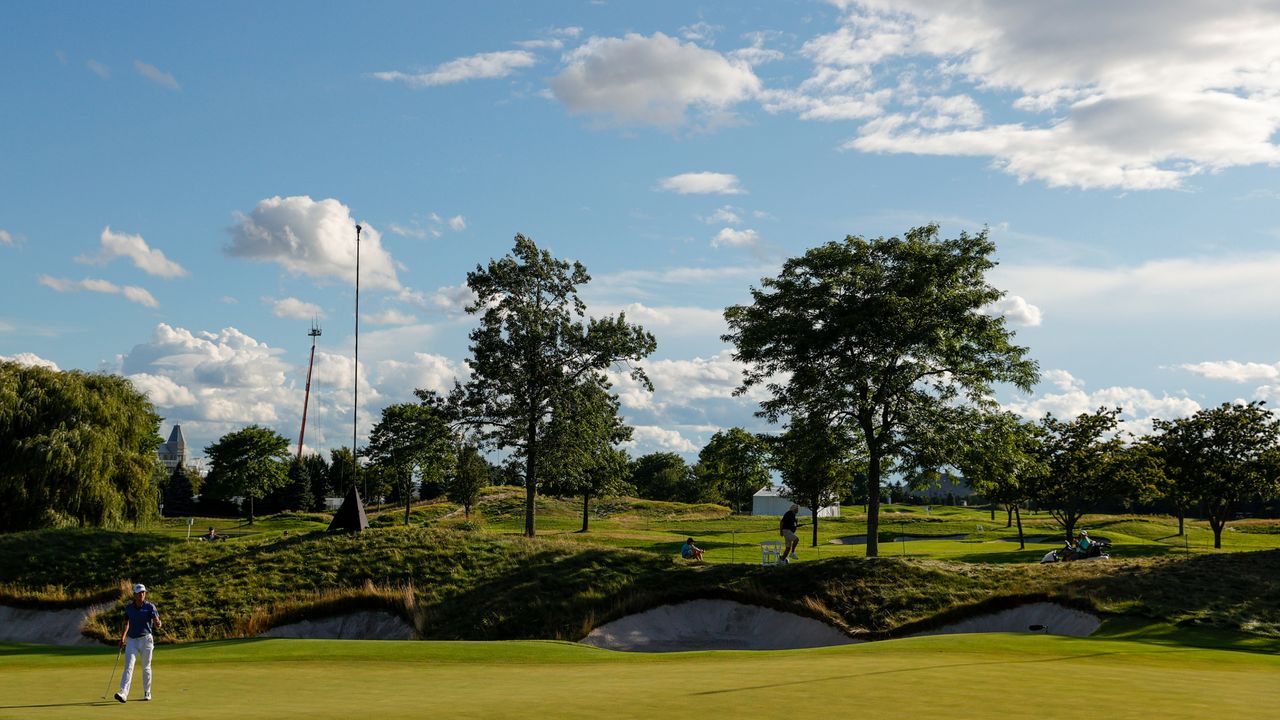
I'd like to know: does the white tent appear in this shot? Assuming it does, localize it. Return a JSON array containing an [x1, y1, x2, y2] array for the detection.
[[751, 488, 841, 517]]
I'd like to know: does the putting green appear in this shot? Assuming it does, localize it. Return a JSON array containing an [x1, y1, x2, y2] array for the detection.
[[1, 630, 1276, 720]]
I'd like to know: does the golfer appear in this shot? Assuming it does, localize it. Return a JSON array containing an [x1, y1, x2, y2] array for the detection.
[[779, 504, 800, 563], [115, 583, 161, 703]]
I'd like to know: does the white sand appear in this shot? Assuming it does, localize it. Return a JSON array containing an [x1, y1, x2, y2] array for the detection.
[[260, 610, 414, 640], [581, 599, 859, 652], [909, 602, 1101, 638], [0, 603, 111, 645]]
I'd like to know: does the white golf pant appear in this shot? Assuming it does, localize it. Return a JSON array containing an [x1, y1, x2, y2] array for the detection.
[[118, 634, 154, 699]]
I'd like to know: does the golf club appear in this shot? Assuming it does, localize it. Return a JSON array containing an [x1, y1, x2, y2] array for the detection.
[[102, 644, 123, 700]]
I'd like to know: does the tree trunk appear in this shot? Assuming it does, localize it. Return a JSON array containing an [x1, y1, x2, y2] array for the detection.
[[811, 507, 819, 547], [581, 492, 590, 533], [524, 420, 538, 538], [1014, 505, 1025, 550], [405, 494, 411, 526], [866, 451, 881, 557], [248, 496, 254, 525], [1005, 505, 1013, 528], [1177, 507, 1185, 536], [990, 504, 996, 522]]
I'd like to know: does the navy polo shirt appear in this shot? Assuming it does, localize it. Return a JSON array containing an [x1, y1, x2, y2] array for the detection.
[[124, 601, 159, 638]]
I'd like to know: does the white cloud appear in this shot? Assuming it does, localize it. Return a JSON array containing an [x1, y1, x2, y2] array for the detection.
[[76, 226, 187, 278], [126, 372, 197, 406], [398, 283, 476, 316], [803, 0, 1280, 189], [39, 275, 159, 308], [680, 22, 722, 43], [1180, 360, 1280, 383], [517, 39, 564, 50], [0, 352, 59, 370], [703, 205, 742, 225], [554, 26, 583, 38], [387, 223, 431, 240], [271, 297, 325, 320], [992, 252, 1280, 320], [448, 215, 467, 231], [628, 425, 698, 453], [658, 171, 745, 195], [1004, 371, 1201, 435], [362, 309, 418, 326], [0, 229, 15, 245], [550, 32, 761, 127], [711, 227, 760, 249], [980, 294, 1042, 326], [86, 60, 110, 79], [375, 352, 467, 395], [226, 195, 400, 291], [372, 50, 537, 87], [134, 60, 181, 90], [730, 33, 785, 66]]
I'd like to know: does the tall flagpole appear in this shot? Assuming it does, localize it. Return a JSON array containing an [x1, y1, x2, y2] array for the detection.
[[353, 223, 361, 495]]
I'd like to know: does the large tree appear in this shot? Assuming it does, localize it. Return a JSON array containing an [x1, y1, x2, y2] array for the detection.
[[1152, 402, 1280, 549], [203, 425, 290, 524], [630, 452, 695, 503], [366, 401, 457, 525], [459, 235, 656, 536], [162, 462, 200, 518], [0, 361, 162, 531], [955, 411, 1044, 549], [447, 445, 489, 519], [541, 383, 634, 532], [695, 427, 772, 513], [724, 225, 1038, 556], [767, 414, 855, 547], [1026, 408, 1127, 540]]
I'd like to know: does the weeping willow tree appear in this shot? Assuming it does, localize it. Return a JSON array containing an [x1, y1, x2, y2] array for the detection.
[[0, 361, 162, 532]]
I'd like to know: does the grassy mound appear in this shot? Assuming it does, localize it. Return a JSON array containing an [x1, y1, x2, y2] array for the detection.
[[2, 514, 1278, 643]]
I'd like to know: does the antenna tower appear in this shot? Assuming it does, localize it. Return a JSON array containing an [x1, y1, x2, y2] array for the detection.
[[296, 321, 322, 462]]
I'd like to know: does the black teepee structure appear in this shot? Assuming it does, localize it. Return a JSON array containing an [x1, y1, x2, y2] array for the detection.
[[327, 485, 368, 532]]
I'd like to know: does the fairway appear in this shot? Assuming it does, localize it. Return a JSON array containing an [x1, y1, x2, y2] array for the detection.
[[2, 631, 1277, 720]]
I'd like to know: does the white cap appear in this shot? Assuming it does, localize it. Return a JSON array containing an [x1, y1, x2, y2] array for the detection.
[[133, 583, 147, 594]]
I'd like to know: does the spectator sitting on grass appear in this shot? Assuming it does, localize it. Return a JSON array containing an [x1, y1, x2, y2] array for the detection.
[[200, 527, 220, 541], [680, 538, 704, 561]]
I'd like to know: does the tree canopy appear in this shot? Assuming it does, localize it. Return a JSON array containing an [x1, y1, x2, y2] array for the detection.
[[955, 411, 1043, 548], [724, 225, 1037, 556], [1026, 407, 1127, 540], [541, 382, 634, 532], [767, 414, 855, 547], [1152, 402, 1280, 548], [202, 425, 290, 524], [459, 234, 656, 536], [694, 427, 771, 513], [367, 401, 457, 525], [0, 361, 162, 532]]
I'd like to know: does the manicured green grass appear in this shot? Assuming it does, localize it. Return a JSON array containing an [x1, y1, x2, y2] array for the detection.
[[2, 627, 1277, 720]]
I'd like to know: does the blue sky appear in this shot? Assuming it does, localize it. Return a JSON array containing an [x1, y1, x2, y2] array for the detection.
[[3, 0, 1280, 462]]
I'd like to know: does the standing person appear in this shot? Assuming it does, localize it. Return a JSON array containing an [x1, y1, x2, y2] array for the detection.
[[115, 583, 162, 703], [779, 504, 800, 563]]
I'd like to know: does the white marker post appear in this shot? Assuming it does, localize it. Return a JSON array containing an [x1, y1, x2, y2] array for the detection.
[[186, 517, 194, 541]]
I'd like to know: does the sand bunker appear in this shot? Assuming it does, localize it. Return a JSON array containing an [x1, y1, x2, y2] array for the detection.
[[0, 603, 110, 645], [581, 599, 858, 652], [260, 610, 414, 640], [829, 534, 965, 545], [910, 602, 1100, 638]]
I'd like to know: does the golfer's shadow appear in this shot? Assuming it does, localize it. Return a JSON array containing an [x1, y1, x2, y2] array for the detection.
[[0, 701, 117, 709]]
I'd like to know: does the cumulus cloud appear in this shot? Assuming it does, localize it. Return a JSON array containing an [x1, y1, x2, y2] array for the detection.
[[271, 297, 325, 320], [134, 60, 181, 90], [372, 50, 537, 87], [702, 205, 743, 225], [1180, 360, 1280, 383], [806, 0, 1280, 189], [375, 352, 467, 395], [39, 275, 159, 308], [658, 172, 745, 195], [980, 294, 1042, 326], [448, 215, 467, 231], [551, 33, 761, 127], [1004, 369, 1200, 434], [226, 195, 400, 290], [126, 372, 198, 406], [0, 352, 59, 370], [628, 425, 699, 453], [711, 227, 760, 248], [0, 229, 16, 245], [76, 226, 187, 278], [399, 283, 476, 316]]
